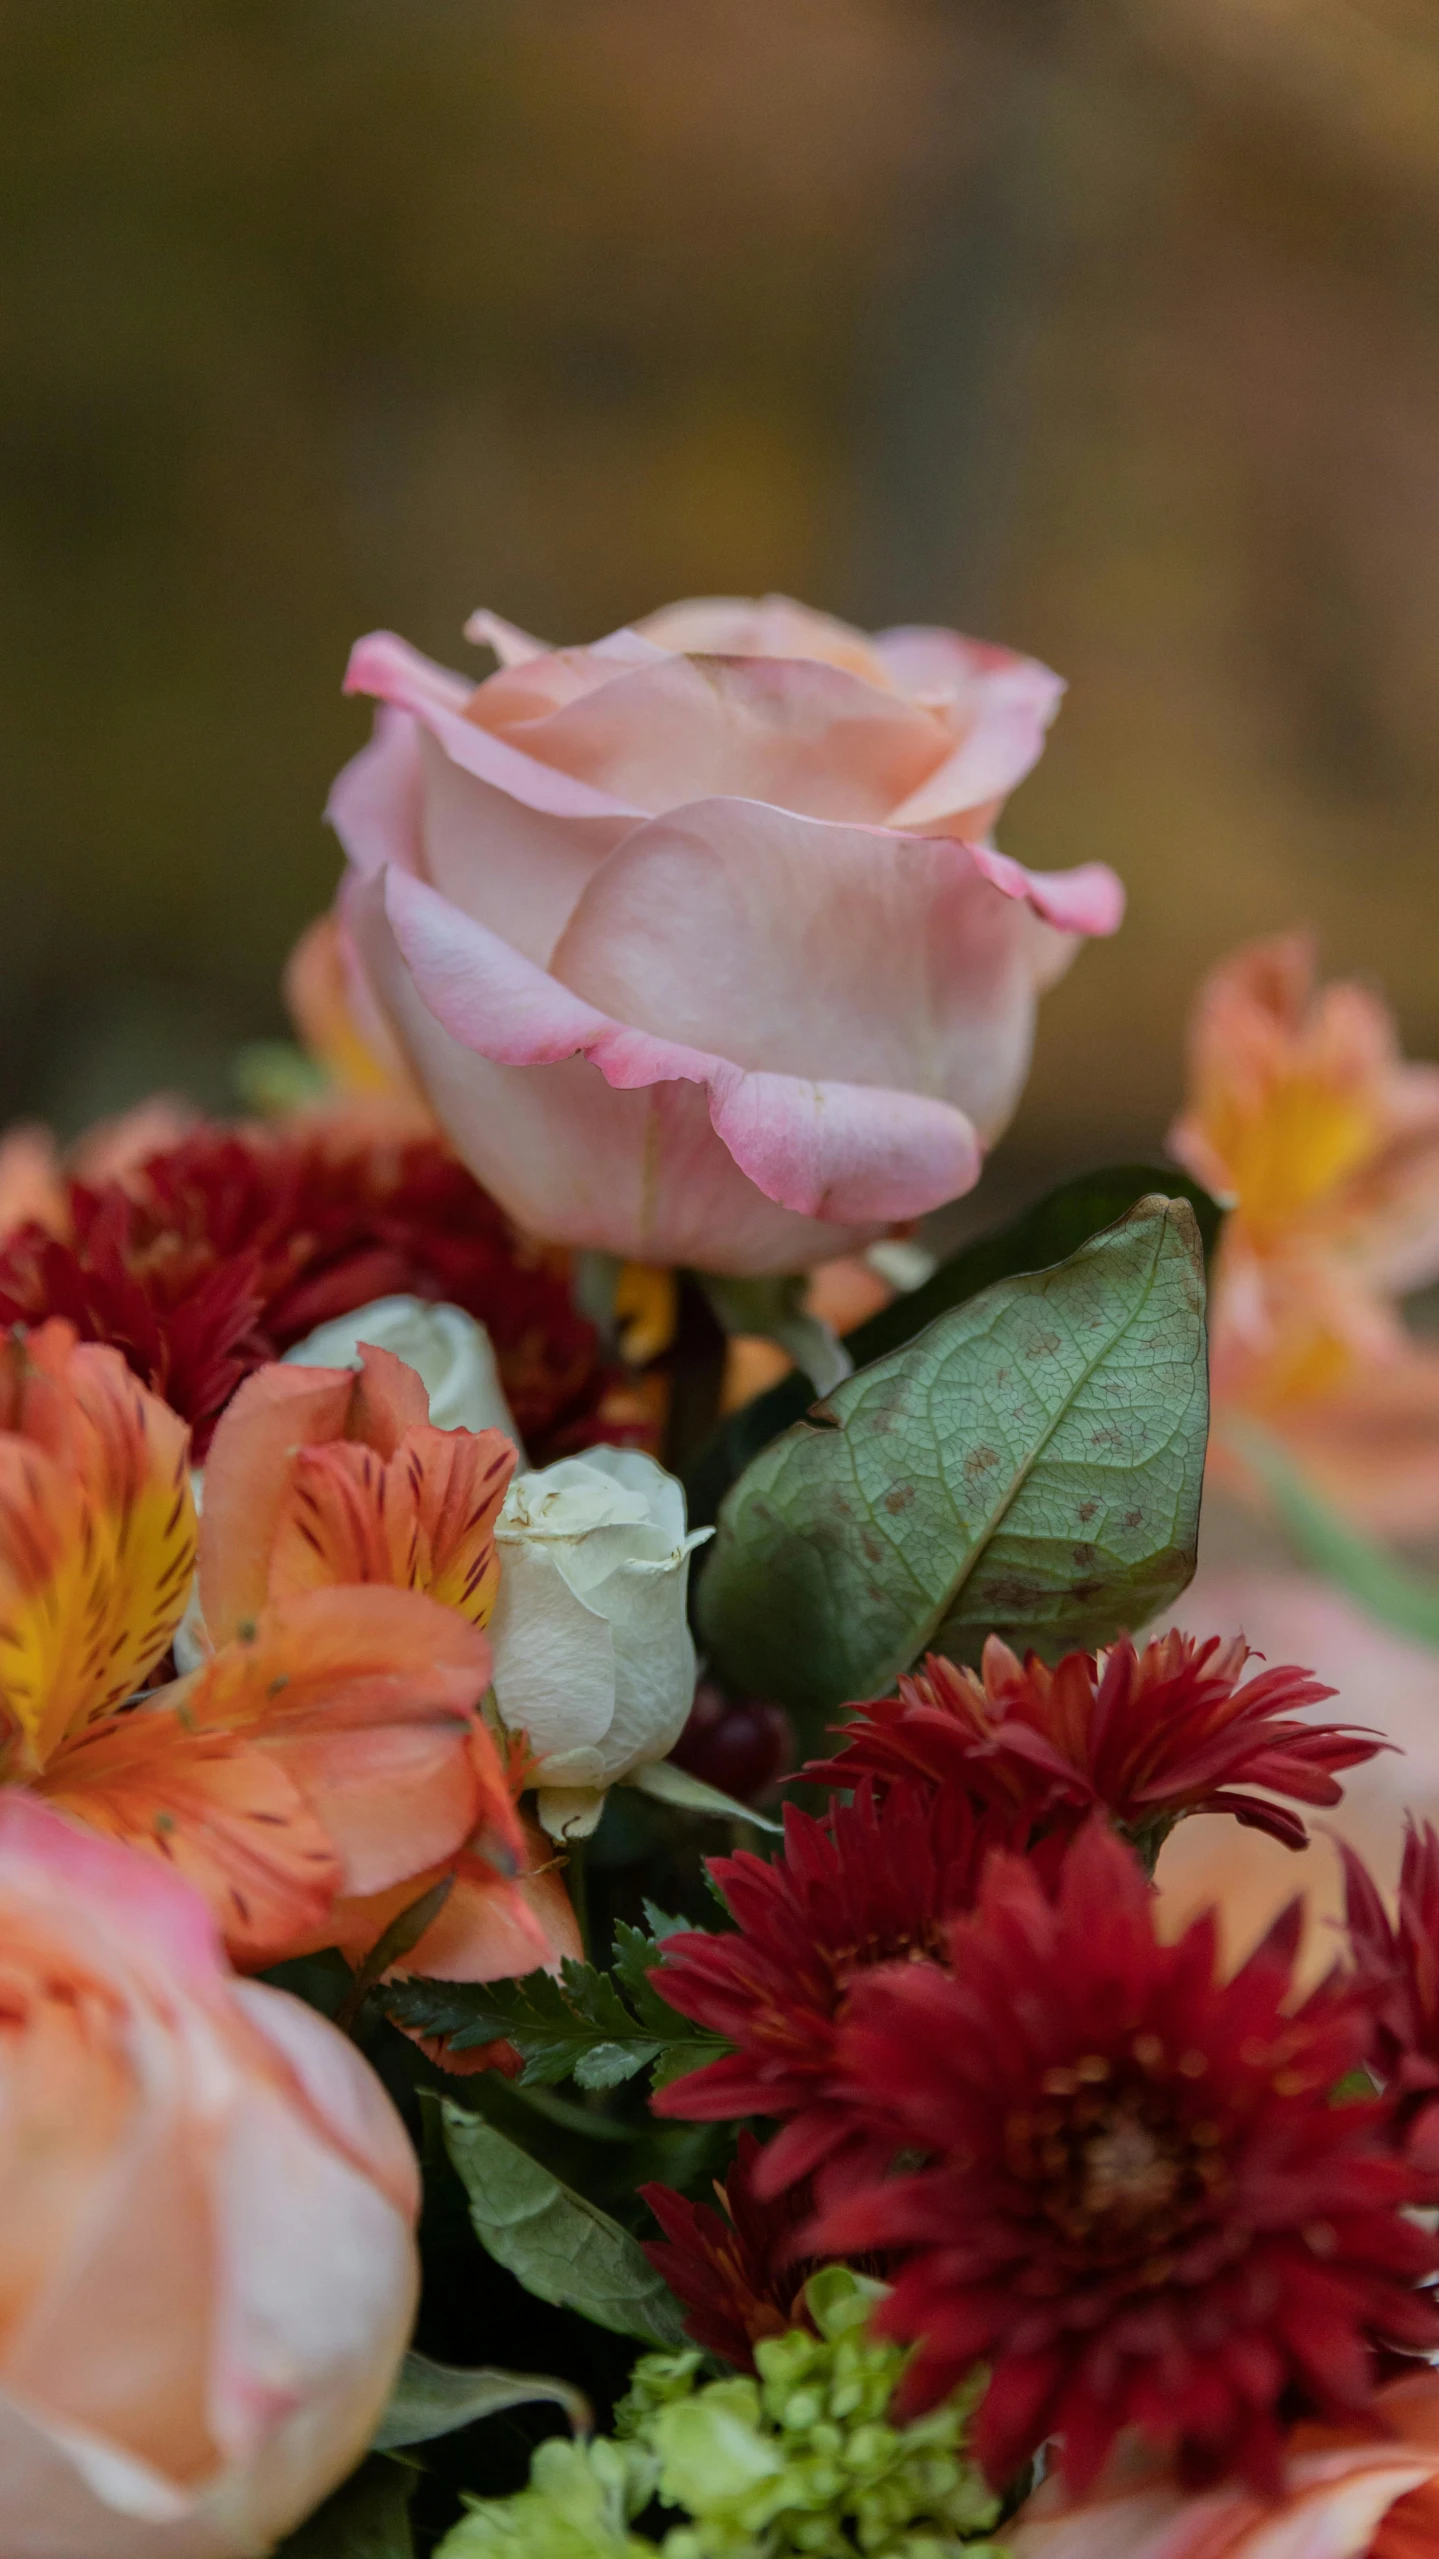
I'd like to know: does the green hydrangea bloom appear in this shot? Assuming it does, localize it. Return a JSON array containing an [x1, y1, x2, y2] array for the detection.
[[440, 2435, 657, 2559], [439, 2270, 1004, 2559]]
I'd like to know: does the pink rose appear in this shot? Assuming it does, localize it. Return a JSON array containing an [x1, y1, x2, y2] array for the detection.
[[329, 594, 1123, 1272], [0, 1795, 418, 2557]]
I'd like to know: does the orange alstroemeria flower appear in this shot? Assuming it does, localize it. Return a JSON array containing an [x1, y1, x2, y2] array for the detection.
[[190, 1338, 580, 1987], [0, 1315, 197, 1774], [1008, 2370, 1439, 2557], [196, 1340, 518, 1640], [1171, 933, 1439, 1534], [0, 1319, 556, 1980]]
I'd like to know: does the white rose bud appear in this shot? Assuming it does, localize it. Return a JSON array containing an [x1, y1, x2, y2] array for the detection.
[[282, 1294, 522, 1447], [487, 1447, 710, 1839]]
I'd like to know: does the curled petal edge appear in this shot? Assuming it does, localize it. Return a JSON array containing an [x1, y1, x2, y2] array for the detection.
[[344, 631, 644, 825], [374, 865, 983, 1225]]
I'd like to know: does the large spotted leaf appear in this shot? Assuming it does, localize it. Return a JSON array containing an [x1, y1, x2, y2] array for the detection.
[[697, 1197, 1208, 1718]]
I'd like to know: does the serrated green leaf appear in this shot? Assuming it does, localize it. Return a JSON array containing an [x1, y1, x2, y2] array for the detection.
[[611, 1920, 696, 2039], [685, 1164, 1222, 1534], [276, 2457, 413, 2558], [611, 1922, 728, 2093], [571, 2038, 663, 2090], [697, 1196, 1208, 1716], [374, 2349, 590, 2450], [443, 2104, 687, 2347], [384, 1940, 724, 2097], [382, 1963, 643, 2086]]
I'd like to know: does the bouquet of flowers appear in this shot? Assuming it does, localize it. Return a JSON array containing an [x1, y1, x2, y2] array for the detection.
[[2, 590, 1438, 2559]]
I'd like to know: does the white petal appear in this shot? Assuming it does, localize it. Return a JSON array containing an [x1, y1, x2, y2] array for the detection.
[[487, 1543, 617, 1758]]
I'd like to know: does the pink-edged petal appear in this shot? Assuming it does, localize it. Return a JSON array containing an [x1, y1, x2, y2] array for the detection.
[[467, 649, 952, 825], [634, 592, 894, 685], [880, 637, 1067, 833], [344, 630, 643, 821], [963, 838, 1125, 934], [325, 704, 426, 879], [354, 867, 980, 1268], [461, 606, 552, 665], [334, 634, 635, 964], [411, 728, 621, 965], [549, 799, 1120, 1137]]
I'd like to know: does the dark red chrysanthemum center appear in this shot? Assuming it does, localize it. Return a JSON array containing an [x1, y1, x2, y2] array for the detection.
[[811, 1823, 1439, 2494], [1012, 2048, 1224, 2270]]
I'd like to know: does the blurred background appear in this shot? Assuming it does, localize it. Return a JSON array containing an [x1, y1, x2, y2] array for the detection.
[[2, 0, 1436, 1200]]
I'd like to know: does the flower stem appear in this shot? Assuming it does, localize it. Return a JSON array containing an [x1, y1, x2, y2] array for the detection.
[[662, 1273, 728, 1473]]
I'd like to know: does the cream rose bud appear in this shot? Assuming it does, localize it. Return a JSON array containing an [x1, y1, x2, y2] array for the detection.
[[0, 1794, 419, 2559], [283, 1292, 522, 1446], [487, 1446, 710, 1839]]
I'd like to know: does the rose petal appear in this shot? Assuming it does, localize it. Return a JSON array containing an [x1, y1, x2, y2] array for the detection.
[[332, 644, 632, 964], [634, 592, 894, 684], [344, 631, 641, 821], [550, 798, 1121, 1136], [362, 865, 982, 1262], [466, 648, 952, 824]]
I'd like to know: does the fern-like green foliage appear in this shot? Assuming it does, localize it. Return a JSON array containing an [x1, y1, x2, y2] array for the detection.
[[382, 1913, 725, 2096]]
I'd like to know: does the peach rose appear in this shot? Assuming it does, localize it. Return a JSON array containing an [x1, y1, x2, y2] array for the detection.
[[0, 1793, 419, 2557], [329, 594, 1124, 1272]]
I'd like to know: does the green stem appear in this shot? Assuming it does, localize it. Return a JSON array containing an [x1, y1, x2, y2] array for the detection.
[[566, 1834, 592, 1964], [662, 1272, 729, 1473]]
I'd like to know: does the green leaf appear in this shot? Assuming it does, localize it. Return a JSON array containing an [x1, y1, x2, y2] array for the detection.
[[697, 1195, 1209, 1716], [276, 2457, 413, 2558], [383, 1937, 725, 2096], [384, 1963, 654, 2086], [442, 2103, 688, 2347], [685, 1163, 1222, 1533], [1244, 1430, 1439, 1649], [374, 2349, 591, 2450], [609, 1920, 725, 2093], [627, 1756, 781, 1830]]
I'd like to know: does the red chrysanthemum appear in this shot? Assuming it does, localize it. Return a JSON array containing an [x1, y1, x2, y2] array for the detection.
[[640, 2134, 816, 2368], [813, 1821, 1439, 2497], [0, 1121, 639, 1460], [1344, 1822, 1439, 2178], [651, 1782, 1029, 2202], [807, 1630, 1378, 1852]]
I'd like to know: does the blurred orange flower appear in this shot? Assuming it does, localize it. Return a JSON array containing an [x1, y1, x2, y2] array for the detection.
[[1008, 2370, 1439, 2557], [1171, 933, 1439, 1534], [284, 905, 435, 1129]]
